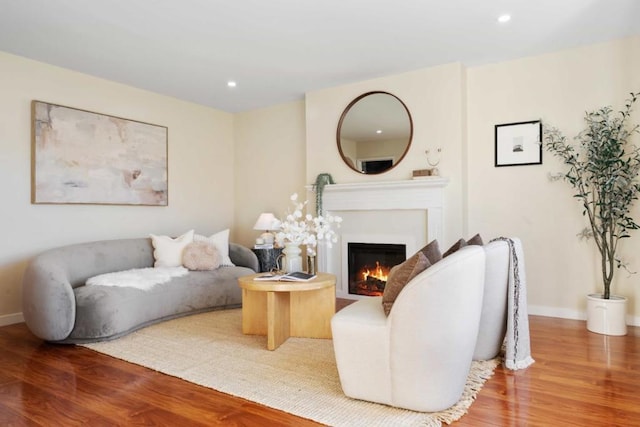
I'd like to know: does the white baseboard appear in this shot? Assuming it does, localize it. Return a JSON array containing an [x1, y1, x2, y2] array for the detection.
[[528, 305, 586, 321], [529, 305, 640, 327], [0, 312, 24, 326]]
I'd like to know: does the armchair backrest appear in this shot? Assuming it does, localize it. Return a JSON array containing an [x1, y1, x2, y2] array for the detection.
[[386, 245, 486, 411]]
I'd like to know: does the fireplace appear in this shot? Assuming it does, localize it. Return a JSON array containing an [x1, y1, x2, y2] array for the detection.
[[348, 242, 406, 296], [309, 178, 449, 299]]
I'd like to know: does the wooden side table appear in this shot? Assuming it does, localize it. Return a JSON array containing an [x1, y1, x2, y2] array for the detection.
[[237, 273, 336, 350]]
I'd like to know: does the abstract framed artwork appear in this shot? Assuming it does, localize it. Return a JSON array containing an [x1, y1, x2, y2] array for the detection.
[[494, 120, 542, 167], [31, 101, 168, 205]]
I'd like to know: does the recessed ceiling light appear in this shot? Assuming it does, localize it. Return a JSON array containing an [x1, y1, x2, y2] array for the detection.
[[376, 129, 383, 134], [227, 81, 237, 88], [498, 14, 511, 23]]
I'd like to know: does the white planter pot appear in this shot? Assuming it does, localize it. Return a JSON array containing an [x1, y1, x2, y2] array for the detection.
[[586, 293, 627, 336]]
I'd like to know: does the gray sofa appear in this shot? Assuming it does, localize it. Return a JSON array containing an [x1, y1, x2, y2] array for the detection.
[[22, 237, 259, 343]]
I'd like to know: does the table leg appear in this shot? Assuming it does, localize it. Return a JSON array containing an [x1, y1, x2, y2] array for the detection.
[[242, 288, 267, 335], [290, 285, 335, 338], [267, 291, 290, 350]]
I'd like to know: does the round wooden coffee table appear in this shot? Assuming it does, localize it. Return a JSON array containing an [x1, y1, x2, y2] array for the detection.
[[237, 273, 336, 350]]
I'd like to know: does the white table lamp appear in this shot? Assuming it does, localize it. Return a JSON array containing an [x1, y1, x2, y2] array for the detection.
[[253, 212, 279, 245]]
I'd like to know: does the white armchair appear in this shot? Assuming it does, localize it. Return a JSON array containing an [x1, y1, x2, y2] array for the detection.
[[331, 246, 486, 412]]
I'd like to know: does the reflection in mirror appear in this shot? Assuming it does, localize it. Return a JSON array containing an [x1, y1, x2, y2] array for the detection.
[[337, 92, 413, 174]]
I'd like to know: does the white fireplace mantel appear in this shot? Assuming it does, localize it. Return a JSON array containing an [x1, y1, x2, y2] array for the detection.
[[317, 177, 449, 242], [308, 178, 449, 298]]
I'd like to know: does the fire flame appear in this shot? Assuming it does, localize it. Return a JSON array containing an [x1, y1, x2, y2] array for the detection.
[[361, 261, 389, 282]]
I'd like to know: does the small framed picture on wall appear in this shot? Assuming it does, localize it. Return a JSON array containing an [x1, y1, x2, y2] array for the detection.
[[494, 120, 542, 167]]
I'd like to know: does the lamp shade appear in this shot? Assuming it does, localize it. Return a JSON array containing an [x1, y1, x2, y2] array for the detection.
[[253, 213, 278, 231]]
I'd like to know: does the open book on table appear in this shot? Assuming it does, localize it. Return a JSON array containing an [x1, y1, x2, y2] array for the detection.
[[254, 271, 317, 282]]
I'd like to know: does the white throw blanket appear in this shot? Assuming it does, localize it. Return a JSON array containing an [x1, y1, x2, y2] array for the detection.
[[86, 266, 189, 290], [491, 237, 535, 370]]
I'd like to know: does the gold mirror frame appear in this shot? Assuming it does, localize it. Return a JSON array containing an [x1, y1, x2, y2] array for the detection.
[[336, 91, 413, 174]]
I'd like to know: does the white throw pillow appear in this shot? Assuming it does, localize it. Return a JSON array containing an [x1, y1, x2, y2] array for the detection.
[[194, 229, 235, 266], [150, 230, 195, 267]]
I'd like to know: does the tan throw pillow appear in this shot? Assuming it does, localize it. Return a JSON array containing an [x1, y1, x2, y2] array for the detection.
[[382, 251, 430, 316], [443, 238, 466, 257], [443, 234, 484, 258], [419, 239, 443, 264], [467, 233, 484, 246], [182, 241, 221, 271]]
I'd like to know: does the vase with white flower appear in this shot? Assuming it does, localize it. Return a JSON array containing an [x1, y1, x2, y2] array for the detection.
[[275, 193, 342, 273]]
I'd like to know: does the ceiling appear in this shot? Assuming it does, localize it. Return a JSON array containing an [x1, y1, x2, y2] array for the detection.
[[1, 0, 639, 113]]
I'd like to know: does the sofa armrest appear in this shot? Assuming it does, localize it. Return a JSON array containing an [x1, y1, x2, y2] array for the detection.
[[22, 256, 76, 341], [229, 243, 259, 272]]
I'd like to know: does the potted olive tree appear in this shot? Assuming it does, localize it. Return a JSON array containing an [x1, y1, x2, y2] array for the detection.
[[545, 92, 640, 336]]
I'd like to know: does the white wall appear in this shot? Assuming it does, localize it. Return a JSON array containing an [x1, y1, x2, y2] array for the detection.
[[355, 138, 406, 160], [305, 63, 467, 247], [233, 101, 307, 248], [0, 52, 235, 323], [467, 36, 640, 322]]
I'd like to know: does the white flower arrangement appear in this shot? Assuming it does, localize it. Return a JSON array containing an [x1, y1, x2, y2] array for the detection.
[[275, 193, 342, 255]]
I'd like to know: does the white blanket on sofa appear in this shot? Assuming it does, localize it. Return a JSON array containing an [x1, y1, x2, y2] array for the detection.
[[86, 267, 189, 291]]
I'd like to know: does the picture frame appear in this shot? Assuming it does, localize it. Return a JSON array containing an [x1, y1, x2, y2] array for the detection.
[[31, 100, 168, 206], [494, 120, 542, 167]]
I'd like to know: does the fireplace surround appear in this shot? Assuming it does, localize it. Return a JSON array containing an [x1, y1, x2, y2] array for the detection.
[[310, 178, 449, 299]]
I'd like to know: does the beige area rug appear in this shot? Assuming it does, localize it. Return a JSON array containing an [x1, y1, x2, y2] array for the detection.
[[82, 309, 499, 426]]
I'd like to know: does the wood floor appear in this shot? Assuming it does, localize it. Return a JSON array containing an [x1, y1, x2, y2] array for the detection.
[[1, 301, 639, 426]]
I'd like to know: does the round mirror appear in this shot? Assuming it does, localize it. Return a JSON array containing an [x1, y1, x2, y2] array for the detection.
[[337, 91, 413, 174]]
